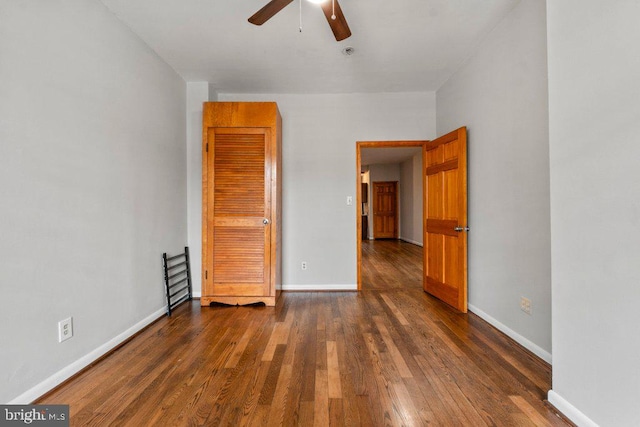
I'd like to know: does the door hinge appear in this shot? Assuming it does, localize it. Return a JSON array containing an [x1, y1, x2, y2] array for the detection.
[[205, 270, 208, 280], [206, 143, 209, 153]]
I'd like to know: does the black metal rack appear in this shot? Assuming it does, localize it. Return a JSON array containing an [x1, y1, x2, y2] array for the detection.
[[162, 247, 193, 316]]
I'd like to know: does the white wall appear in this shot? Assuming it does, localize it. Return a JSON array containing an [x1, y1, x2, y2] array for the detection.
[[369, 163, 401, 239], [547, 1, 640, 426], [436, 0, 552, 360], [369, 163, 401, 183], [399, 153, 423, 246], [186, 83, 216, 297], [0, 0, 186, 403], [215, 93, 436, 289]]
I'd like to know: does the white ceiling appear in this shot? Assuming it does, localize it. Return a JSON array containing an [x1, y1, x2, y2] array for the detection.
[[361, 147, 422, 167], [100, 0, 520, 94]]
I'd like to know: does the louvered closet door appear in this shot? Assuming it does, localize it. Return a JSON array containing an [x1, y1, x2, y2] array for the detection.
[[205, 127, 271, 297]]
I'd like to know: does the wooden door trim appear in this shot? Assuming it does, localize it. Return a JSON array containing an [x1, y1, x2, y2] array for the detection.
[[356, 140, 427, 290]]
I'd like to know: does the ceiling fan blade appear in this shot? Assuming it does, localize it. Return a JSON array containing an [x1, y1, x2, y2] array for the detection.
[[320, 0, 351, 41], [248, 0, 294, 25]]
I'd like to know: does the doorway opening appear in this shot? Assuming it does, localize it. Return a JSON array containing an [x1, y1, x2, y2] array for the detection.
[[356, 140, 426, 290]]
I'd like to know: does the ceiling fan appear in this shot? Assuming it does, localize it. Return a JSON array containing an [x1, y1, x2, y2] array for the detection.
[[248, 0, 351, 41]]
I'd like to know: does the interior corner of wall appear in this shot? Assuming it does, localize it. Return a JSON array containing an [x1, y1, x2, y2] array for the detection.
[[208, 84, 218, 101]]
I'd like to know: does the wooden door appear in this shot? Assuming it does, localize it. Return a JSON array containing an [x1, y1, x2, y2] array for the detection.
[[204, 127, 271, 299], [423, 127, 468, 312], [372, 181, 398, 239]]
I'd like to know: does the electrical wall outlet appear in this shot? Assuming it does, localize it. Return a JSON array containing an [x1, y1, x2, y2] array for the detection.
[[301, 261, 307, 271], [520, 297, 532, 315], [58, 317, 73, 342]]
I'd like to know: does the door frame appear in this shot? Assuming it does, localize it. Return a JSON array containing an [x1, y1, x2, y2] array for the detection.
[[356, 140, 427, 290]]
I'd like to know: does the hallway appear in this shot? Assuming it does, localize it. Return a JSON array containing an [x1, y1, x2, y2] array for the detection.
[[361, 240, 423, 290]]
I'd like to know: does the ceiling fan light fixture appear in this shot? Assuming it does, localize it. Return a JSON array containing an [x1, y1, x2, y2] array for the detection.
[[249, 0, 351, 41]]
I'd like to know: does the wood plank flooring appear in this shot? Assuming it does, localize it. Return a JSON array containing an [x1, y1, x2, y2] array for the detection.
[[362, 240, 423, 290], [39, 240, 569, 426]]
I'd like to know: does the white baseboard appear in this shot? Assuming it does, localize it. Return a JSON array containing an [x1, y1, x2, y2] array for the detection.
[[399, 237, 423, 247], [467, 304, 552, 364], [281, 284, 357, 291], [192, 290, 201, 298], [548, 390, 599, 427], [9, 307, 167, 404]]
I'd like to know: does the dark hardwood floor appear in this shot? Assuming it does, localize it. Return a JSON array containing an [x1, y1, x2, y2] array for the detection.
[[362, 240, 423, 290], [39, 240, 569, 426]]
